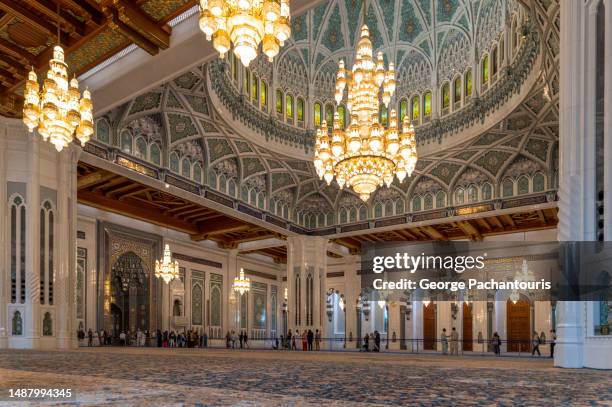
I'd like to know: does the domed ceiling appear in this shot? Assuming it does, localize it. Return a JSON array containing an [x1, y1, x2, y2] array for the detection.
[[91, 0, 560, 231], [251, 0, 518, 97]]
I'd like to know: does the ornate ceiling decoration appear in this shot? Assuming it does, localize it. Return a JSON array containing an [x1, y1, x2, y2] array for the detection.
[[0, 0, 197, 117]]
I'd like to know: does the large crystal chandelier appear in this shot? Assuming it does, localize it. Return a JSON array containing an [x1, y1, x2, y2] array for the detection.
[[155, 244, 180, 284], [233, 268, 251, 295], [23, 33, 93, 152], [314, 25, 418, 202], [198, 0, 291, 67]]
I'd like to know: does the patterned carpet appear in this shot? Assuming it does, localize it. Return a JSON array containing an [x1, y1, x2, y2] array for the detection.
[[0, 348, 610, 406]]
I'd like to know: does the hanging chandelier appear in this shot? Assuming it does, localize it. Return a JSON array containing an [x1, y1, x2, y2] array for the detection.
[[314, 25, 417, 202], [198, 0, 291, 67], [155, 244, 180, 284], [22, 5, 93, 152], [233, 268, 251, 295]]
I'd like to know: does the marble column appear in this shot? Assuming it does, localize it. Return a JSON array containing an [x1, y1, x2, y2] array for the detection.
[[286, 236, 327, 335], [1, 117, 79, 349]]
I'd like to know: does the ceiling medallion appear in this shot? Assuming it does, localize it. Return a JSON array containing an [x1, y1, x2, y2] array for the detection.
[[314, 24, 418, 202], [198, 0, 291, 67], [155, 244, 180, 284], [22, 5, 93, 152]]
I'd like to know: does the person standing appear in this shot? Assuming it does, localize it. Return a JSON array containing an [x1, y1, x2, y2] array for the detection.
[[363, 333, 370, 351], [119, 331, 126, 346], [492, 332, 501, 356], [231, 330, 238, 349], [374, 331, 381, 352], [450, 327, 459, 355], [292, 331, 297, 350], [550, 330, 556, 358], [441, 328, 449, 355], [302, 330, 308, 351], [532, 332, 541, 356], [239, 331, 244, 348], [307, 329, 314, 351], [244, 331, 249, 348], [315, 329, 321, 351], [87, 329, 93, 347]]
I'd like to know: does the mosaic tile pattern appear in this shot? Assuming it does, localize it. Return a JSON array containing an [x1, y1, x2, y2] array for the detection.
[[0, 348, 610, 406]]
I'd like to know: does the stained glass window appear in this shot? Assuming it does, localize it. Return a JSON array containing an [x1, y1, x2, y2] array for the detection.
[[337, 104, 346, 128], [482, 183, 493, 200], [502, 179, 514, 197], [533, 173, 545, 192], [314, 102, 322, 126], [453, 77, 462, 106], [423, 91, 432, 117], [380, 103, 388, 125], [482, 55, 489, 84], [399, 99, 408, 121], [436, 191, 446, 208], [276, 89, 283, 113], [325, 104, 334, 126], [442, 83, 450, 110], [260, 80, 268, 108], [465, 69, 473, 97], [297, 97, 305, 122], [286, 94, 293, 119], [150, 144, 161, 165], [251, 74, 258, 100], [411, 96, 420, 123]]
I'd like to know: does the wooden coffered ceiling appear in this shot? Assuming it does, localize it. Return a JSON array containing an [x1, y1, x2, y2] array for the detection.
[[332, 208, 559, 254], [0, 0, 197, 117], [77, 161, 284, 250]]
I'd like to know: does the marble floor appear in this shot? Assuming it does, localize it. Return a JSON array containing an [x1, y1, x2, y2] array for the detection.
[[0, 348, 610, 406]]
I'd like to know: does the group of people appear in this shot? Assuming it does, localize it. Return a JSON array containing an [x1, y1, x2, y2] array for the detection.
[[443, 329, 556, 357], [78, 328, 210, 348], [225, 330, 250, 348], [440, 327, 460, 355], [360, 331, 382, 352], [78, 328, 113, 346], [278, 329, 321, 350]]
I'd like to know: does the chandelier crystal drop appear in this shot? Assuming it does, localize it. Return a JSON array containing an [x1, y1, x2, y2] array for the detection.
[[23, 45, 93, 152], [233, 268, 251, 295], [155, 244, 180, 284], [314, 25, 418, 202], [199, 0, 291, 67]]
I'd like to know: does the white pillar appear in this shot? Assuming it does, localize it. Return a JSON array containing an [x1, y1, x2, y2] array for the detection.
[[0, 123, 6, 348], [1, 117, 79, 349]]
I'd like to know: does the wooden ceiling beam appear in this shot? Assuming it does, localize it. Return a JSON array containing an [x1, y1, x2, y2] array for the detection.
[[190, 219, 253, 241], [0, 54, 25, 74], [106, 7, 159, 55], [77, 171, 116, 189], [0, 0, 62, 38], [117, 186, 151, 201], [104, 182, 142, 197], [419, 226, 447, 241], [0, 37, 36, 65], [30, 0, 86, 36], [78, 189, 199, 235], [113, 0, 170, 49], [60, 0, 104, 25], [456, 220, 483, 241]]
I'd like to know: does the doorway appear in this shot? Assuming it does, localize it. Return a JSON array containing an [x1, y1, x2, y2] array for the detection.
[[110, 251, 149, 337], [463, 302, 473, 351], [507, 297, 531, 352], [423, 303, 436, 350]]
